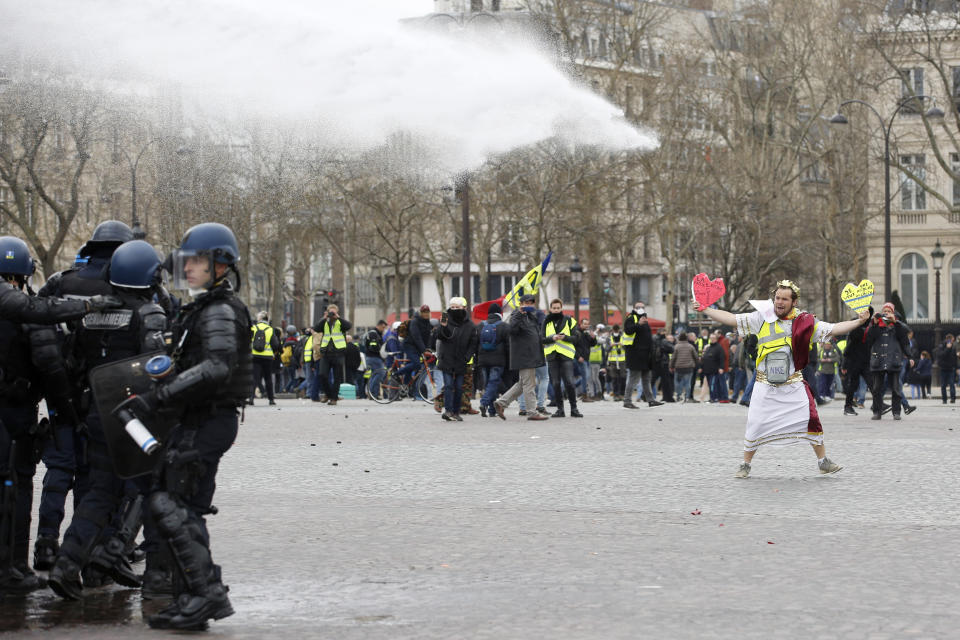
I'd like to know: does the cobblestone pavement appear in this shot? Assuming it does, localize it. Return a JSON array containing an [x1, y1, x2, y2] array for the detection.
[[3, 395, 959, 639]]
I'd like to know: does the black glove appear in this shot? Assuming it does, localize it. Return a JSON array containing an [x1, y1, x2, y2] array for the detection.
[[85, 295, 124, 313], [113, 388, 161, 419]]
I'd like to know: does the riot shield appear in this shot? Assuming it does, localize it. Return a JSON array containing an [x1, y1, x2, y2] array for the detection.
[[89, 351, 178, 479]]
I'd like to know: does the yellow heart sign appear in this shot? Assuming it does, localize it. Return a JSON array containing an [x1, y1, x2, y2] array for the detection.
[[841, 279, 875, 313]]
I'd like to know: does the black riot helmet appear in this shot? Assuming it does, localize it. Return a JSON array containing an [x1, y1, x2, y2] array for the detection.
[[78, 220, 135, 258], [109, 240, 162, 289], [0, 236, 37, 277], [167, 222, 240, 292]]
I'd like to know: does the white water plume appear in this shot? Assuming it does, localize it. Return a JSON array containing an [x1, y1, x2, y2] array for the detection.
[[2, 0, 658, 173]]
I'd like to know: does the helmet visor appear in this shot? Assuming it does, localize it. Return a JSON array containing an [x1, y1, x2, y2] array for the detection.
[[170, 249, 215, 292]]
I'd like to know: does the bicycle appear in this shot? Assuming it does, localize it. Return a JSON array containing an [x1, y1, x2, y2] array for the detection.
[[368, 351, 438, 404]]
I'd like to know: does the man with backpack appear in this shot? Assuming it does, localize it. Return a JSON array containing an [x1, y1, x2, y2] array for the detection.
[[363, 321, 387, 399], [250, 310, 280, 406], [477, 302, 509, 417]]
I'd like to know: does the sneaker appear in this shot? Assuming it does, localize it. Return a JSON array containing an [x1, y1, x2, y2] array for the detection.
[[536, 407, 549, 416], [623, 402, 639, 409], [268, 400, 276, 406], [843, 407, 857, 416], [871, 413, 881, 420], [452, 414, 464, 422], [328, 399, 337, 407], [648, 401, 664, 407], [518, 410, 528, 416], [480, 406, 487, 418], [818, 457, 843, 474], [552, 408, 565, 418], [904, 405, 917, 415], [880, 403, 892, 415], [893, 413, 902, 421], [687, 399, 700, 404], [441, 412, 453, 422], [569, 409, 583, 418], [734, 462, 751, 479], [493, 402, 506, 421], [527, 413, 549, 421]]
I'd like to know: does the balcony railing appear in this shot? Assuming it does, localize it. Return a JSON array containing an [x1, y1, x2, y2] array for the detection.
[[896, 213, 927, 224]]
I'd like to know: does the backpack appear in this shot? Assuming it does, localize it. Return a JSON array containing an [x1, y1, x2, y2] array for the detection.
[[479, 320, 501, 352], [281, 343, 294, 366], [252, 324, 267, 352]]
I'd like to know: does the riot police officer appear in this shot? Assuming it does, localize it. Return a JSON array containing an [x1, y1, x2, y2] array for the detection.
[[33, 220, 135, 572], [113, 223, 251, 630], [0, 236, 117, 594], [46, 239, 169, 599]]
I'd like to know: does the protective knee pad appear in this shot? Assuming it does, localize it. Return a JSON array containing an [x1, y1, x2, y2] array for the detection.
[[148, 492, 189, 538]]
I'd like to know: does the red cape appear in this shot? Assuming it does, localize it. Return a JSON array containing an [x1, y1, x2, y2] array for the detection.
[[790, 312, 822, 434]]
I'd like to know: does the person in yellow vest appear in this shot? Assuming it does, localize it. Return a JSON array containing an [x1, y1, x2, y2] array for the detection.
[[622, 303, 662, 409], [312, 304, 352, 407], [604, 324, 627, 401], [543, 298, 582, 417], [695, 279, 870, 478], [250, 310, 280, 406], [588, 324, 605, 399]]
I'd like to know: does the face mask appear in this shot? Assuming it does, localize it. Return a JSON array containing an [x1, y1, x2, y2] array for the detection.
[[448, 308, 467, 322]]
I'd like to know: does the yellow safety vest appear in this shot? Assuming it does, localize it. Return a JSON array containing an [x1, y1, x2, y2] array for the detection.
[[696, 337, 708, 355], [543, 317, 576, 359], [622, 312, 638, 347], [755, 320, 791, 366], [608, 339, 625, 363], [589, 344, 603, 363], [251, 322, 275, 357], [755, 317, 823, 368], [319, 319, 346, 350], [304, 335, 314, 363]]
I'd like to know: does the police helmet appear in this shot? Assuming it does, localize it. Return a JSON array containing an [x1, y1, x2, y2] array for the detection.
[[78, 220, 134, 257], [178, 223, 239, 265], [0, 236, 37, 277], [169, 222, 240, 291], [109, 240, 161, 289]]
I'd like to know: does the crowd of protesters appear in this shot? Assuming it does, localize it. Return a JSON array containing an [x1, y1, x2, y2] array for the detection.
[[249, 300, 960, 421]]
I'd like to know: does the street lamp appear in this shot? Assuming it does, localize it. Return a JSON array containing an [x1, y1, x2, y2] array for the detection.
[[932, 238, 945, 349], [570, 256, 583, 321], [829, 96, 943, 300], [454, 176, 471, 304], [119, 137, 166, 240]]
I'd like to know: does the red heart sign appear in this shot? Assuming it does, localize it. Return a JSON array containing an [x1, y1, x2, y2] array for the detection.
[[692, 273, 725, 311]]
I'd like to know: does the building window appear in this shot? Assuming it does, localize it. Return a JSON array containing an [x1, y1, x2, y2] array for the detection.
[[951, 254, 960, 319], [407, 275, 421, 309], [449, 275, 480, 302], [952, 153, 960, 206], [355, 278, 377, 306], [952, 66, 960, 113], [629, 276, 650, 305], [900, 154, 926, 211], [899, 252, 929, 320], [899, 67, 924, 114]]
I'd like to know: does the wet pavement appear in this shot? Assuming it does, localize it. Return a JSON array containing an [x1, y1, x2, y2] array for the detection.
[[4, 395, 959, 639]]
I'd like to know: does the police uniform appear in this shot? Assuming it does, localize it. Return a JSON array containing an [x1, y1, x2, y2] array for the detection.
[[124, 222, 252, 630], [47, 284, 168, 599], [0, 236, 100, 593], [33, 223, 133, 570]]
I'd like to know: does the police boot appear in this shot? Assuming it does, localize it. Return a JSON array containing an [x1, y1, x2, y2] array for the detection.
[[47, 555, 83, 600], [166, 584, 233, 629], [147, 597, 193, 630], [1, 565, 48, 594], [33, 535, 59, 571], [88, 541, 142, 588], [81, 563, 113, 588], [142, 568, 174, 600]]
